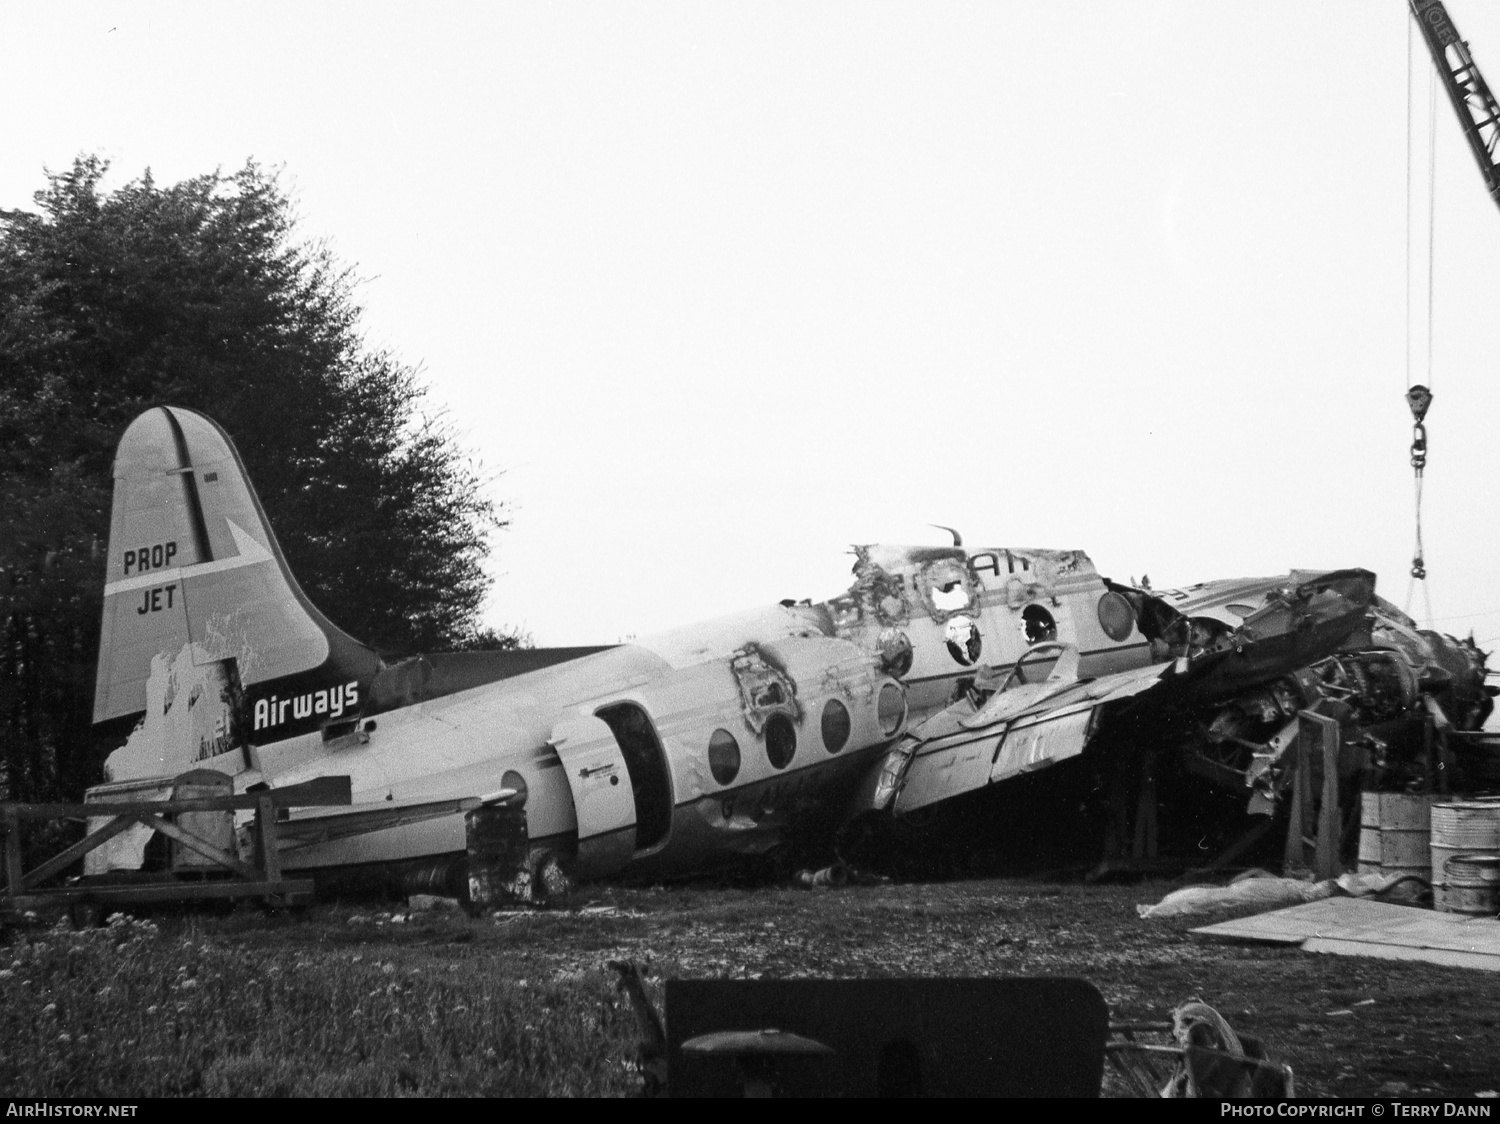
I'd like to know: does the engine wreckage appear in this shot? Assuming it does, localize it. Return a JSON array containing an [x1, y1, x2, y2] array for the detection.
[[835, 547, 1495, 873]]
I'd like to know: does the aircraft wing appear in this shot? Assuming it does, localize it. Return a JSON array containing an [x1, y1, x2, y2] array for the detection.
[[860, 658, 1173, 818], [863, 568, 1380, 820]]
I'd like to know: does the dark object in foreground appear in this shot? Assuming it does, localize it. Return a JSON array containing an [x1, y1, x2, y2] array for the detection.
[[625, 974, 1108, 1097]]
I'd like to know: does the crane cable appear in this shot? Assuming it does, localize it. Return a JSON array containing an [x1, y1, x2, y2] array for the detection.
[[1405, 12, 1438, 626]]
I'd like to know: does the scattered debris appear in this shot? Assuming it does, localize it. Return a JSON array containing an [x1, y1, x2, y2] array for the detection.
[[407, 894, 461, 913], [793, 864, 849, 889], [1138, 868, 1428, 920], [1137, 872, 1335, 919], [1108, 1000, 1295, 1098]]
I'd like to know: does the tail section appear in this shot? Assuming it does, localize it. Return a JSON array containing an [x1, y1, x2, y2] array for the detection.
[[94, 406, 380, 778]]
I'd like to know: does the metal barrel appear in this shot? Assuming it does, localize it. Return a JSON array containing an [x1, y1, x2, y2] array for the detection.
[[1444, 854, 1500, 917], [465, 801, 530, 908], [1358, 793, 1435, 901], [1357, 793, 1383, 873], [1431, 802, 1500, 912]]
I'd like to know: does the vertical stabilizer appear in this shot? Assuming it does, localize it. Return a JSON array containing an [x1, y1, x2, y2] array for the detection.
[[94, 407, 380, 769]]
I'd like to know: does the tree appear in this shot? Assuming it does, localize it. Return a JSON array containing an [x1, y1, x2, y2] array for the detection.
[[0, 156, 510, 802]]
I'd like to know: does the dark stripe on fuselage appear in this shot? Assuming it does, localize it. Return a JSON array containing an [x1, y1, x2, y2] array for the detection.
[[161, 407, 214, 565], [670, 739, 887, 811], [903, 642, 1151, 686], [285, 741, 883, 879]]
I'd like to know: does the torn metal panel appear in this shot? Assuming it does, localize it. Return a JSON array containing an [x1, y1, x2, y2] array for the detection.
[[988, 548, 1086, 608], [913, 555, 980, 623], [823, 545, 918, 630], [867, 655, 1170, 817], [990, 706, 1097, 786], [102, 644, 243, 786], [728, 643, 802, 735]]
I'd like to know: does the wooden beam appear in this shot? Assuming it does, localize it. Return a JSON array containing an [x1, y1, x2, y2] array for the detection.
[[133, 815, 261, 881], [256, 795, 282, 885], [5, 774, 353, 821], [20, 815, 140, 890], [1282, 726, 1311, 877], [1308, 712, 1342, 881], [3, 807, 22, 896], [3, 879, 316, 911]]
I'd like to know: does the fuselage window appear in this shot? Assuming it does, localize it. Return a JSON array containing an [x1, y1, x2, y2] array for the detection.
[[1022, 604, 1057, 645], [821, 698, 851, 753], [765, 712, 797, 769], [708, 728, 741, 785], [878, 683, 907, 737]]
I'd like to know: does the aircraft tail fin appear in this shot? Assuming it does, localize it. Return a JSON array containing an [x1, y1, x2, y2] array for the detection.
[[94, 407, 380, 776]]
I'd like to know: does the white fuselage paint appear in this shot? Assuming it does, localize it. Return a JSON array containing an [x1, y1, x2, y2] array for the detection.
[[248, 607, 896, 879]]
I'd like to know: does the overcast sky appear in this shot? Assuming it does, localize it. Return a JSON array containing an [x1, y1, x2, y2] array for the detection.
[[4, 1, 1499, 650]]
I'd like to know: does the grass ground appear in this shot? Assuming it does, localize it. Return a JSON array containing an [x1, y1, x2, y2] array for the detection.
[[2, 877, 1497, 1097]]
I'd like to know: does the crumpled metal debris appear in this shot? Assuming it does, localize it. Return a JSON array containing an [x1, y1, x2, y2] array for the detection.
[[792, 863, 849, 888], [1107, 1001, 1295, 1098]]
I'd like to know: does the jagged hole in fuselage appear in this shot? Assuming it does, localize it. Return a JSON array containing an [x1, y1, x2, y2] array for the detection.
[[595, 702, 674, 851]]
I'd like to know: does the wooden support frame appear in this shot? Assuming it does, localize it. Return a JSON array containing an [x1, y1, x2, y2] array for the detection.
[[1282, 712, 1343, 881], [0, 773, 351, 924]]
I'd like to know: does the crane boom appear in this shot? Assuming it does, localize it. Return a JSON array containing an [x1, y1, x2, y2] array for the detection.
[[1409, 0, 1500, 214]]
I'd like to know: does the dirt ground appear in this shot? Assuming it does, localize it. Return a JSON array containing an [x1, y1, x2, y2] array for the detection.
[[549, 876, 1500, 1098], [252, 877, 1500, 1097], [6, 874, 1499, 1097]]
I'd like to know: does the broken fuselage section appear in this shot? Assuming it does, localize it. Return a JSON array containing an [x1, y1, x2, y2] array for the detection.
[[844, 557, 1494, 867]]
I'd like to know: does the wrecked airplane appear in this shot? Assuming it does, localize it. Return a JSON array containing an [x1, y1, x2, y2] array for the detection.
[[88, 407, 913, 893], [84, 407, 1494, 898]]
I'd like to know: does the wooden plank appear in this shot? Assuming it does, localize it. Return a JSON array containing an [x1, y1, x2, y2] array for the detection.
[[3, 807, 23, 896], [20, 815, 140, 890], [1194, 898, 1433, 942], [1310, 713, 1341, 881], [1193, 897, 1500, 972], [3, 879, 315, 910], [1302, 938, 1500, 972], [1283, 726, 1311, 877], [5, 774, 353, 820], [256, 795, 281, 884]]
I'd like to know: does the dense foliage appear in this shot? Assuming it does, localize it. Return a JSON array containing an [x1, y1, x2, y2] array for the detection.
[[0, 156, 508, 801]]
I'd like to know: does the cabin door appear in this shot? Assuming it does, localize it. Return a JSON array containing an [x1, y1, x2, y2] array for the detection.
[[549, 714, 637, 877]]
